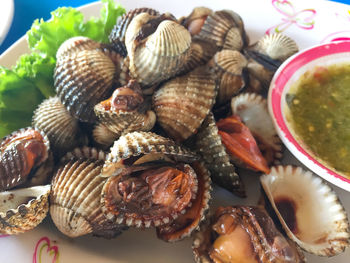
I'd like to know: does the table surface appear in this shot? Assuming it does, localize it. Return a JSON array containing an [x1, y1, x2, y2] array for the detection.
[[1, 0, 350, 54]]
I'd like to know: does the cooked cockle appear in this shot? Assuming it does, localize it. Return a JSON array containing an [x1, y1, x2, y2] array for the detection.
[[152, 66, 217, 142], [208, 50, 248, 106], [192, 206, 305, 263], [231, 93, 282, 165], [54, 37, 122, 123], [179, 7, 213, 36], [187, 9, 249, 51], [261, 166, 350, 256], [109, 7, 160, 57], [32, 96, 85, 158], [100, 131, 212, 242], [0, 185, 50, 235], [124, 12, 192, 87], [244, 33, 298, 89], [94, 79, 156, 138], [92, 122, 119, 149], [50, 147, 124, 239], [0, 127, 51, 191]]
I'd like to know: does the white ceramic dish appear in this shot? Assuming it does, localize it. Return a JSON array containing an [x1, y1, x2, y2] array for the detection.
[[0, 0, 350, 262], [0, 0, 14, 45], [268, 41, 350, 192]]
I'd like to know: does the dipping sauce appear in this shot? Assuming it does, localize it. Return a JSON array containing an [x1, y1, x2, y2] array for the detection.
[[288, 64, 350, 177]]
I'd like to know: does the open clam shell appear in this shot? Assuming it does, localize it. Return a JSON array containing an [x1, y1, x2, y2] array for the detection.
[[54, 38, 120, 123], [32, 96, 84, 158], [180, 7, 213, 36], [0, 185, 50, 234], [152, 66, 217, 142], [192, 206, 305, 263], [50, 147, 123, 238], [125, 13, 191, 87], [208, 50, 248, 106], [0, 127, 50, 191], [260, 166, 350, 256], [194, 112, 245, 197], [231, 93, 282, 165]]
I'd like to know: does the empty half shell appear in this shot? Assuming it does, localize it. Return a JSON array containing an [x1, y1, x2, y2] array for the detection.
[[54, 38, 120, 123], [261, 166, 350, 256], [0, 127, 50, 191], [231, 93, 282, 165], [0, 185, 50, 234], [194, 112, 245, 197], [32, 96, 84, 158], [50, 147, 123, 238], [192, 206, 305, 263], [125, 13, 191, 87], [153, 66, 217, 142], [208, 50, 248, 106]]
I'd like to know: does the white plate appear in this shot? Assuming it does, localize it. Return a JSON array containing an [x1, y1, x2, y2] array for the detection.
[[0, 0, 14, 45], [0, 0, 350, 262]]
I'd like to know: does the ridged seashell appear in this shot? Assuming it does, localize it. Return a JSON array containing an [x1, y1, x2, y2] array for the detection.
[[92, 123, 119, 149], [192, 206, 305, 263], [231, 93, 282, 165], [261, 166, 350, 256], [245, 33, 298, 87], [109, 8, 160, 57], [125, 13, 192, 87], [177, 39, 217, 76], [208, 50, 248, 106], [0, 185, 50, 234], [0, 127, 50, 191], [50, 147, 123, 238], [152, 66, 217, 142], [54, 39, 119, 123], [156, 161, 212, 242], [55, 36, 101, 60], [32, 96, 84, 157], [197, 10, 249, 51], [180, 7, 213, 35], [194, 113, 245, 197], [103, 131, 198, 167]]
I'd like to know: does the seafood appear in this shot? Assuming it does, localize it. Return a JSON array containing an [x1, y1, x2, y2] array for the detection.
[[231, 93, 282, 165], [0, 127, 50, 191], [100, 132, 211, 241], [50, 147, 123, 238], [180, 7, 213, 36], [261, 166, 350, 256], [94, 80, 156, 137], [152, 66, 217, 142], [125, 12, 191, 87], [192, 206, 305, 263], [92, 122, 119, 149], [0, 185, 50, 234], [54, 37, 121, 123]]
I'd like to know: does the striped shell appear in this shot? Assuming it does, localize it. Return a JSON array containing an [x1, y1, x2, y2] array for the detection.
[[152, 66, 217, 142], [92, 123, 119, 149], [194, 113, 245, 197], [156, 161, 212, 242], [50, 147, 123, 238], [125, 13, 192, 87], [261, 166, 350, 256], [208, 50, 248, 105], [192, 206, 305, 263], [54, 38, 120, 123], [55, 36, 101, 60], [109, 8, 160, 57], [231, 93, 282, 165], [0, 185, 50, 234], [180, 7, 213, 35], [0, 127, 50, 191], [32, 96, 84, 157]]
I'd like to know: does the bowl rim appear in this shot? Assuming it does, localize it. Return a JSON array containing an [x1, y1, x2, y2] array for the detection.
[[268, 40, 350, 192]]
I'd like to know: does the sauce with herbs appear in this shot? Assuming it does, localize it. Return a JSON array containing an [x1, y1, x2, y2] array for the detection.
[[288, 64, 350, 177]]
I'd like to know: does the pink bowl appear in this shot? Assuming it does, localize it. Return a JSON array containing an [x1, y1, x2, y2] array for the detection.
[[268, 40, 350, 192]]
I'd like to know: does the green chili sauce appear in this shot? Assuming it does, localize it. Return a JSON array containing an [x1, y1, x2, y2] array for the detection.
[[288, 64, 350, 177]]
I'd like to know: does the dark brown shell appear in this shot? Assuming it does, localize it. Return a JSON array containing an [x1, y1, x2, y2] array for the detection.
[[0, 127, 50, 191], [192, 206, 305, 263]]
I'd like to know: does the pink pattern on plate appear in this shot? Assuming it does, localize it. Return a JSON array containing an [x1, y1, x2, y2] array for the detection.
[[266, 0, 316, 35], [33, 236, 59, 263], [0, 235, 9, 238], [321, 10, 350, 43]]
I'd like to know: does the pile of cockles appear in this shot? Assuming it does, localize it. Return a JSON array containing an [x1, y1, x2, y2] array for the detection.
[[0, 6, 349, 262]]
